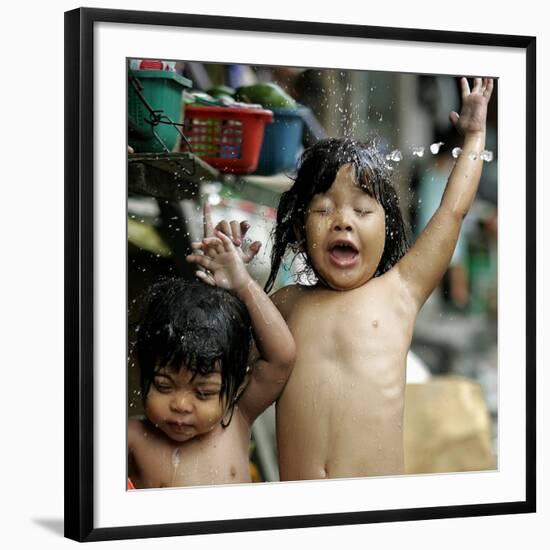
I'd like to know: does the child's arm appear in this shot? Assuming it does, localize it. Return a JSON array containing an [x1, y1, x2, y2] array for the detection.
[[127, 417, 141, 485], [395, 77, 494, 309], [186, 231, 295, 423]]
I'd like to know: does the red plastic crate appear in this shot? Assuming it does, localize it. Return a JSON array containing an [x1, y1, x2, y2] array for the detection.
[[183, 105, 273, 174]]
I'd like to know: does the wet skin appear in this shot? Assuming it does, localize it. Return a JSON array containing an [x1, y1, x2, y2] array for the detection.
[[128, 413, 251, 488], [274, 167, 416, 478], [304, 166, 386, 291], [127, 77, 492, 485], [275, 276, 415, 479], [275, 78, 492, 479], [129, 368, 251, 488], [128, 207, 296, 489]]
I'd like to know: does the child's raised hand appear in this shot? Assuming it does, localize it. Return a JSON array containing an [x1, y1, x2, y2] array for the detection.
[[202, 203, 262, 264], [186, 230, 251, 291], [449, 77, 493, 136]]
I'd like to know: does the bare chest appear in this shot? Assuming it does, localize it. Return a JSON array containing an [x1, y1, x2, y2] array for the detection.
[[276, 283, 414, 479], [288, 286, 414, 366], [132, 417, 251, 488]]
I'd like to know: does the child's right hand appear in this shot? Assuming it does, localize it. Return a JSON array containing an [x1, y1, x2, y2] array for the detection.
[[186, 231, 252, 291], [202, 203, 262, 264]]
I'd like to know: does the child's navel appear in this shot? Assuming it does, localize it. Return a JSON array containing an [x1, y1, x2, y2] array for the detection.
[[372, 319, 379, 328]]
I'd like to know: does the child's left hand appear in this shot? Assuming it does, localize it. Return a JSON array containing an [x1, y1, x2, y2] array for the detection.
[[449, 77, 494, 136], [186, 230, 251, 291]]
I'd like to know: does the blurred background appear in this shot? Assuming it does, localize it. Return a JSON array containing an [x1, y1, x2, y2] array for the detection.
[[127, 60, 498, 483]]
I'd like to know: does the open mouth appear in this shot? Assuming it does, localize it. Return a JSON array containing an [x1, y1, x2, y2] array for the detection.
[[328, 241, 359, 266]]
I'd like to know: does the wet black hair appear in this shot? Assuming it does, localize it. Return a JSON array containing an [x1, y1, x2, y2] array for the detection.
[[134, 278, 252, 425], [265, 137, 410, 292]]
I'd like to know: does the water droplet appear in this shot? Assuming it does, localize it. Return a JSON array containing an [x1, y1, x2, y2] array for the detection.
[[480, 150, 494, 162], [452, 147, 462, 158], [411, 146, 425, 158], [468, 151, 478, 160], [430, 142, 444, 154], [385, 149, 402, 162]]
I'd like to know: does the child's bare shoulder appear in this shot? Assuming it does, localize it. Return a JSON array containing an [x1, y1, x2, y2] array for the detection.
[[269, 284, 307, 319], [128, 416, 154, 449], [128, 415, 146, 430]]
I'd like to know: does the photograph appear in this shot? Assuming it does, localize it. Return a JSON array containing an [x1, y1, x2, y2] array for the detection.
[[64, 7, 535, 542], [126, 60, 499, 490]]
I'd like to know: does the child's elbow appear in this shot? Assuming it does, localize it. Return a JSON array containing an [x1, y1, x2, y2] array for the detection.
[[277, 340, 296, 374], [453, 206, 469, 221], [442, 202, 468, 224]]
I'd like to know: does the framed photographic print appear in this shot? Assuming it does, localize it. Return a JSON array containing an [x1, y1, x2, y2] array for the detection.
[[65, 7, 536, 542]]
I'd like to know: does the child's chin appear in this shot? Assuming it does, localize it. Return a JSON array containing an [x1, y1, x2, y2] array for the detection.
[[161, 425, 196, 442], [323, 274, 371, 291], [167, 425, 217, 443], [163, 430, 194, 443]]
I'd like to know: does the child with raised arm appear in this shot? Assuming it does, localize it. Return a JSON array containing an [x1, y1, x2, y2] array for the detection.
[[127, 223, 295, 488], [219, 77, 493, 480]]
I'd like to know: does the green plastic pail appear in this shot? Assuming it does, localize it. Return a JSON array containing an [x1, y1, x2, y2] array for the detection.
[[128, 69, 192, 153]]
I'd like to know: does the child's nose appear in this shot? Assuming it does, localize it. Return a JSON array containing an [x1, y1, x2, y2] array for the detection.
[[331, 210, 353, 232], [171, 393, 194, 413]]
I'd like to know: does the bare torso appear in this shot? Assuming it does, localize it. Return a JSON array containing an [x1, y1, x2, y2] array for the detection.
[[128, 408, 251, 488], [275, 270, 416, 480]]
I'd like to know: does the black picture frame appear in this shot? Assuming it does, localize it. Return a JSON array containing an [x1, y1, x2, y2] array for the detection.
[[64, 7, 536, 543]]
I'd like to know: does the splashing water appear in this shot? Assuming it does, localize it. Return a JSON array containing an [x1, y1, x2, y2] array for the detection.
[[480, 150, 494, 162], [452, 147, 462, 158], [208, 193, 221, 206], [385, 150, 403, 162], [411, 146, 425, 158], [430, 142, 444, 155], [172, 448, 181, 468], [171, 448, 181, 484]]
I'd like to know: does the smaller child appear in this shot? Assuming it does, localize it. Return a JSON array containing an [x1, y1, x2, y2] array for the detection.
[[128, 228, 295, 488]]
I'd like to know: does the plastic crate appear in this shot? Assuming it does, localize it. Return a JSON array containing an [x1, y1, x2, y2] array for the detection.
[[128, 69, 192, 153], [255, 106, 306, 175], [183, 105, 273, 174]]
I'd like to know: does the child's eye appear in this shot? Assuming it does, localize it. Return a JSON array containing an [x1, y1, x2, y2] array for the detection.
[[154, 382, 172, 393], [354, 208, 372, 216], [311, 208, 330, 215], [195, 391, 218, 400]]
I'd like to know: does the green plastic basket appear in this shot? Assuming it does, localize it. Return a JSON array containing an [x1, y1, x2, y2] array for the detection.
[[128, 69, 192, 153]]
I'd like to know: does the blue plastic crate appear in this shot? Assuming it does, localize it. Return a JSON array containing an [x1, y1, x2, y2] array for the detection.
[[255, 106, 305, 175]]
